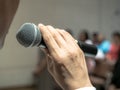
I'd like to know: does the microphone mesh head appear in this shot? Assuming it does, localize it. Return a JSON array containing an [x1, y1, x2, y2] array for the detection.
[[16, 23, 41, 47]]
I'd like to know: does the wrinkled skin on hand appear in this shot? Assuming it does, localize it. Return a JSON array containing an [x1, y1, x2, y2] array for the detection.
[[38, 24, 92, 90]]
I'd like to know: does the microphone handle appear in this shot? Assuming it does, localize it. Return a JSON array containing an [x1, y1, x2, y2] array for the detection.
[[77, 40, 97, 57], [39, 39, 97, 57]]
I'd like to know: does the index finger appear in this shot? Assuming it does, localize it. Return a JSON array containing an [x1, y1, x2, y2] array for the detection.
[[38, 24, 60, 55]]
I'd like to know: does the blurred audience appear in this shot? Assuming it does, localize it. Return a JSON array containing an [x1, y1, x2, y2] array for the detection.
[[89, 31, 120, 90], [78, 31, 116, 90]]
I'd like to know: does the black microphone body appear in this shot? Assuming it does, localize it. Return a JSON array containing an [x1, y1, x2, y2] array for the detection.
[[16, 23, 98, 57]]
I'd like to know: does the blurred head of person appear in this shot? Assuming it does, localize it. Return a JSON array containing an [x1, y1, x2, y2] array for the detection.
[[92, 32, 99, 45], [105, 31, 120, 61], [112, 31, 120, 45], [97, 33, 106, 44], [97, 33, 111, 54], [79, 29, 89, 42]]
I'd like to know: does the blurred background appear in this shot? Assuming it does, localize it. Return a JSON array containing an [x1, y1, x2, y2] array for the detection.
[[0, 0, 120, 90]]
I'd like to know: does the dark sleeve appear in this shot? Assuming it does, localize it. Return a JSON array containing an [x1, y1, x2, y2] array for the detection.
[[0, 0, 19, 37]]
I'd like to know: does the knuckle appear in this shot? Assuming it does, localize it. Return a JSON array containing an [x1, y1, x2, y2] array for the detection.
[[68, 51, 77, 57], [56, 54, 64, 61], [51, 48, 83, 63], [61, 30, 68, 34], [51, 52, 63, 62], [52, 32, 57, 38], [67, 48, 81, 58], [67, 51, 74, 56], [54, 53, 66, 63]]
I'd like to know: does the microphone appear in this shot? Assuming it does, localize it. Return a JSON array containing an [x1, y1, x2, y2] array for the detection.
[[16, 23, 98, 57]]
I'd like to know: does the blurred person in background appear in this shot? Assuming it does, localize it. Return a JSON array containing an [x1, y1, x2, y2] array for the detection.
[[97, 33, 111, 54], [92, 32, 99, 45], [108, 48, 120, 90], [91, 32, 105, 59], [107, 31, 120, 90], [92, 32, 105, 59], [78, 29, 93, 45], [91, 31, 119, 90], [106, 31, 120, 65]]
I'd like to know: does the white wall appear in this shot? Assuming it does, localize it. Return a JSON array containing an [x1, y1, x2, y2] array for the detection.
[[0, 0, 118, 87], [100, 0, 117, 39], [52, 0, 100, 38]]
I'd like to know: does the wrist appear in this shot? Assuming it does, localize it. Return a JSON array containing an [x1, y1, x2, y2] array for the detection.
[[75, 87, 96, 90], [63, 79, 92, 90], [62, 59, 92, 90]]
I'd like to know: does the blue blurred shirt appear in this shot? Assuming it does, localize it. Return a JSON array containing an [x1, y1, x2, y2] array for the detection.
[[97, 40, 110, 54]]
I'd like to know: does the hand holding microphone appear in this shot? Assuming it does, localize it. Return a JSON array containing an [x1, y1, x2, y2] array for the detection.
[[16, 23, 95, 90], [39, 24, 93, 90], [16, 23, 97, 57]]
